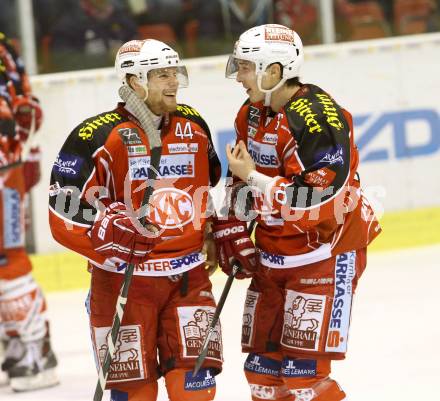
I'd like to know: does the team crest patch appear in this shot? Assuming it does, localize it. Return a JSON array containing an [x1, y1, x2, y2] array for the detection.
[[93, 325, 146, 383], [177, 306, 222, 362], [242, 290, 260, 347], [118, 128, 142, 145], [281, 290, 326, 352], [248, 106, 261, 128]]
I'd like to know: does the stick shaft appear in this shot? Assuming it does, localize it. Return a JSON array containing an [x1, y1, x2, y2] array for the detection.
[[193, 220, 256, 376], [93, 87, 162, 401]]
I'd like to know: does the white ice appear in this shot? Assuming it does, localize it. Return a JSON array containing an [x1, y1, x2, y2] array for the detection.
[[1, 245, 439, 401]]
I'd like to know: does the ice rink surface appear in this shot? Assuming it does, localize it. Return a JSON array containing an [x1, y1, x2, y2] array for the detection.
[[1, 245, 439, 401]]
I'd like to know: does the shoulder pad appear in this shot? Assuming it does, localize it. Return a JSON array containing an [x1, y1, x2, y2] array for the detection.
[[76, 110, 127, 142], [175, 104, 202, 118], [174, 104, 209, 132], [285, 85, 346, 138]]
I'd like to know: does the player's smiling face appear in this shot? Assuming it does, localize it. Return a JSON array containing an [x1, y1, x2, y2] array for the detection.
[[235, 60, 264, 103], [146, 67, 179, 115]]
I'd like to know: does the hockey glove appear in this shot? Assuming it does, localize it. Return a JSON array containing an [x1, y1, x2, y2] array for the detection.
[[23, 146, 41, 191], [90, 200, 162, 265], [12, 95, 43, 141], [212, 219, 256, 279]]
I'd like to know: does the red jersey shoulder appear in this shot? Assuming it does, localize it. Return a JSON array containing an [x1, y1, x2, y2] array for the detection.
[[172, 103, 221, 186], [236, 99, 260, 140]]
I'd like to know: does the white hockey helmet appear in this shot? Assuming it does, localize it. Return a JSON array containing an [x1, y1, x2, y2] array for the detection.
[[115, 39, 189, 87], [226, 24, 303, 94]]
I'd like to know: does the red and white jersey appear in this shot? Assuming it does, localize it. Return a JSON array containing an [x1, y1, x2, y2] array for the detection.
[[234, 84, 381, 266], [0, 32, 33, 279], [49, 103, 221, 276]]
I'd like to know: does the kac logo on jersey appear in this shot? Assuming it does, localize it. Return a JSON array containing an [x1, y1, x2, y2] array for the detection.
[[147, 188, 194, 229], [129, 154, 195, 180]]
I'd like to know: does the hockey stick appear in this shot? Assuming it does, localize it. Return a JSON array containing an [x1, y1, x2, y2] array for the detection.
[[193, 218, 256, 377], [93, 85, 162, 401]]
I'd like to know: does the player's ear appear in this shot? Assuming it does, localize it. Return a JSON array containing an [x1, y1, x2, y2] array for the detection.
[[269, 63, 282, 80], [128, 75, 140, 90], [127, 75, 148, 100]]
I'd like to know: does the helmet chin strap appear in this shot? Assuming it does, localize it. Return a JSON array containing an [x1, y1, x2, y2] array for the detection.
[[257, 74, 286, 107], [130, 76, 149, 102], [142, 87, 149, 102], [264, 92, 272, 107]]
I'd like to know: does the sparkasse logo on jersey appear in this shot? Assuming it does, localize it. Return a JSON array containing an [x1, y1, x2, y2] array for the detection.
[[129, 154, 195, 180], [247, 138, 280, 167], [326, 251, 356, 353]]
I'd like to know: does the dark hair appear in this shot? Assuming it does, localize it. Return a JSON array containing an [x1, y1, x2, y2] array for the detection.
[[285, 77, 301, 87], [270, 63, 300, 87], [125, 73, 136, 83]]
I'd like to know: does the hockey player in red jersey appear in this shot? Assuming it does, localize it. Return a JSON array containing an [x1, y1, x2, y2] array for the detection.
[[214, 24, 382, 400], [0, 32, 58, 391], [49, 39, 223, 401]]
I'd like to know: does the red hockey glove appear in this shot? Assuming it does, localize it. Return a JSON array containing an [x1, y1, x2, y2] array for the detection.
[[90, 200, 162, 265], [12, 95, 43, 141], [212, 219, 256, 279], [23, 146, 41, 191]]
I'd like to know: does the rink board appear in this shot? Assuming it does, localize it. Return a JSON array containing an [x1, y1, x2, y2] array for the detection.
[[30, 205, 440, 293]]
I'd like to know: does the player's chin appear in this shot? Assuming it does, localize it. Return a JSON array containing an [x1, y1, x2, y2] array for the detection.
[[163, 96, 178, 112]]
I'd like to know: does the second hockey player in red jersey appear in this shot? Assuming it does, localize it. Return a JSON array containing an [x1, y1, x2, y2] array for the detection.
[[0, 31, 58, 392], [214, 24, 382, 400], [49, 39, 222, 401]]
